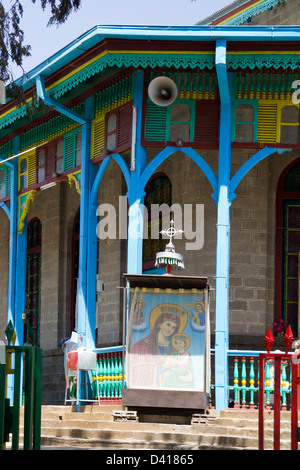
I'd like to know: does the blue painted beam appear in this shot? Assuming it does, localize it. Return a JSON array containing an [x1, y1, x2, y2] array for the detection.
[[36, 75, 86, 125]]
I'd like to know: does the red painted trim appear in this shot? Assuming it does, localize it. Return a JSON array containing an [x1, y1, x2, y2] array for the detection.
[[232, 142, 300, 150], [210, 0, 266, 25], [273, 357, 281, 450], [258, 354, 265, 450], [227, 41, 300, 52]]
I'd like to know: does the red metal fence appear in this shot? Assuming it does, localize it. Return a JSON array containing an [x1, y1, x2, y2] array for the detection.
[[258, 326, 299, 450]]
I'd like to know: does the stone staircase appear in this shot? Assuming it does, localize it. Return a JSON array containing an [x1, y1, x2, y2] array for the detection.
[[16, 405, 299, 450]]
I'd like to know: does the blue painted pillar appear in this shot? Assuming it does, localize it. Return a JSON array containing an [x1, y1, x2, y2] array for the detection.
[[14, 226, 27, 347], [127, 71, 147, 275], [215, 40, 233, 412], [77, 97, 97, 350], [5, 136, 27, 346], [7, 160, 17, 329]]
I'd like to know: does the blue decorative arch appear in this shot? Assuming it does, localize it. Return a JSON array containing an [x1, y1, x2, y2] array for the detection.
[[90, 153, 131, 215], [0, 201, 10, 219], [140, 146, 218, 200], [229, 147, 291, 201]]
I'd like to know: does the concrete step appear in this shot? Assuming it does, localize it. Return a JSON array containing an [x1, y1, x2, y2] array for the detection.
[[16, 406, 299, 450]]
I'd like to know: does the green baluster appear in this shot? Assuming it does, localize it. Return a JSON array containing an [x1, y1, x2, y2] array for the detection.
[[92, 369, 97, 399], [179, 73, 185, 98], [185, 73, 191, 99], [249, 74, 255, 99], [249, 357, 255, 409], [118, 352, 123, 397], [197, 73, 203, 99], [280, 73, 286, 99], [103, 356, 107, 397], [107, 353, 112, 397], [286, 74, 292, 100], [204, 73, 210, 99], [99, 355, 104, 397], [265, 359, 271, 410], [255, 73, 261, 99], [268, 73, 274, 99], [211, 73, 216, 99], [241, 356, 247, 408], [243, 73, 249, 98], [281, 360, 287, 410], [262, 73, 267, 99], [192, 74, 197, 99], [106, 354, 111, 398], [114, 353, 119, 398], [237, 73, 242, 98], [103, 88, 108, 112], [233, 356, 239, 408], [110, 353, 116, 398], [125, 75, 131, 101], [97, 91, 103, 113], [274, 74, 280, 99]]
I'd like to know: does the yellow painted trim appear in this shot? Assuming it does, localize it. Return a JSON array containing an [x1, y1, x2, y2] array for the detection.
[[228, 51, 300, 55], [67, 172, 81, 194], [258, 99, 300, 143], [18, 189, 37, 233]]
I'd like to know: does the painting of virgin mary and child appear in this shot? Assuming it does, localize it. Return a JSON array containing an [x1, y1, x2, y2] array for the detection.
[[127, 291, 206, 391]]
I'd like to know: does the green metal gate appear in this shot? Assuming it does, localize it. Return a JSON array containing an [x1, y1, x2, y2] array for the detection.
[[0, 338, 42, 450]]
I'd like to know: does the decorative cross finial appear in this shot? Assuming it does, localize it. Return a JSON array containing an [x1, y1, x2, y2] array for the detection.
[[155, 219, 184, 274], [160, 219, 183, 246]]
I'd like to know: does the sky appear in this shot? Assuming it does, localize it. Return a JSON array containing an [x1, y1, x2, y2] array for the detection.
[[3, 0, 233, 80]]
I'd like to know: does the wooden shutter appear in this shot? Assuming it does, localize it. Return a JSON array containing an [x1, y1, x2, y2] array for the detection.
[[144, 100, 168, 142], [63, 131, 75, 171], [117, 102, 132, 151], [257, 102, 278, 143], [91, 116, 105, 159], [27, 150, 36, 187], [45, 142, 56, 180], [194, 100, 219, 145]]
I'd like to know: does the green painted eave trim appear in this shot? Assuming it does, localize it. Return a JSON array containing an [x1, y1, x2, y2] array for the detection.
[[222, 0, 287, 26], [197, 0, 287, 26]]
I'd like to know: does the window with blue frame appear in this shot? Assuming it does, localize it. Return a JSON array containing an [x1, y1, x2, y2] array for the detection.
[[167, 101, 195, 144]]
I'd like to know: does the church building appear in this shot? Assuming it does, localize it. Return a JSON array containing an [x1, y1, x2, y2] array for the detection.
[[1, 0, 300, 410]]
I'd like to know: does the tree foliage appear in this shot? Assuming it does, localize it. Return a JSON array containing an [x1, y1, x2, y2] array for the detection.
[[0, 0, 82, 83]]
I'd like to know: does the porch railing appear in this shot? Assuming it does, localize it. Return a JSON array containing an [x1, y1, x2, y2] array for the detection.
[[91, 347, 295, 410]]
